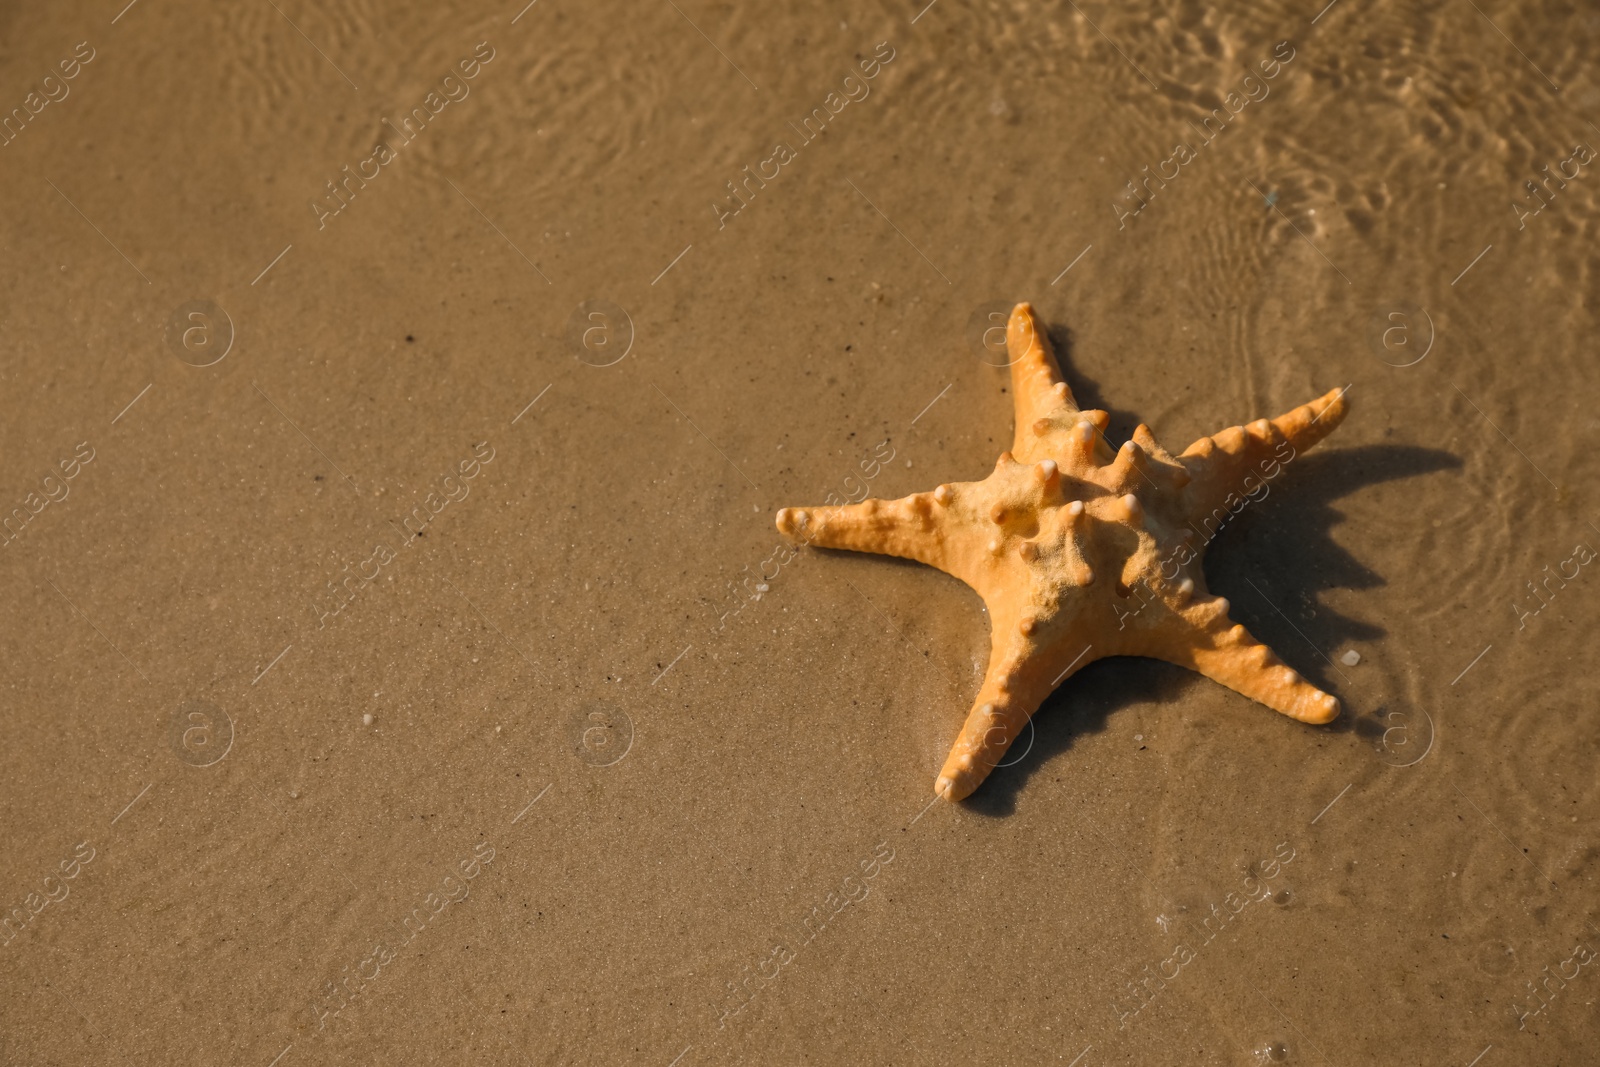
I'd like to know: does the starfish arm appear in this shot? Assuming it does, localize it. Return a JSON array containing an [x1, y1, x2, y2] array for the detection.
[[1007, 303, 1077, 453], [1177, 387, 1349, 526], [934, 611, 1093, 801], [1138, 602, 1340, 724], [775, 493, 950, 570]]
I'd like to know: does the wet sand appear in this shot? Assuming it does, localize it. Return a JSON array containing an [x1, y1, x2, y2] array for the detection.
[[2, 1, 1598, 1064]]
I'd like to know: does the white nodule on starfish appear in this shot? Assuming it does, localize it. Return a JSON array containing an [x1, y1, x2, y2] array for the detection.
[[777, 302, 1351, 801]]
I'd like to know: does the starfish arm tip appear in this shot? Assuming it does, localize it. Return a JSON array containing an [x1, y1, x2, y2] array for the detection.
[[775, 495, 952, 568], [775, 507, 803, 538], [1005, 304, 1077, 452], [1302, 690, 1341, 724], [1274, 681, 1341, 724], [1277, 386, 1352, 448]]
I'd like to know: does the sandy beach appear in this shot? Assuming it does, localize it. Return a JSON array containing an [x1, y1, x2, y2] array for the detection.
[[2, 1, 1598, 1063]]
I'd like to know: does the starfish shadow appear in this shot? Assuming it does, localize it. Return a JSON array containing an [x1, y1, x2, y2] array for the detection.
[[1205, 444, 1461, 711], [963, 442, 1461, 817]]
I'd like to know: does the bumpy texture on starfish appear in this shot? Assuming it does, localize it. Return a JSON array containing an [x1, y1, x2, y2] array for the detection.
[[776, 303, 1350, 801]]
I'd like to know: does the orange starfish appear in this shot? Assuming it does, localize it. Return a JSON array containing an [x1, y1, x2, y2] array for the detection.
[[776, 303, 1349, 801]]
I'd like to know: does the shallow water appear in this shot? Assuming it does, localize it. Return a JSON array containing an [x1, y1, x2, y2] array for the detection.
[[2, 1, 1597, 1064]]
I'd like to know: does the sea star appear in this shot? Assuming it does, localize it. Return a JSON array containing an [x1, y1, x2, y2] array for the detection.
[[776, 303, 1350, 801]]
